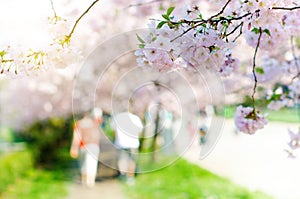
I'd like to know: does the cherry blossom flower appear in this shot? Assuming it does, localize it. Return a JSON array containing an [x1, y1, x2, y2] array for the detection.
[[286, 80, 300, 104], [234, 105, 268, 134], [287, 128, 300, 150], [267, 99, 288, 111]]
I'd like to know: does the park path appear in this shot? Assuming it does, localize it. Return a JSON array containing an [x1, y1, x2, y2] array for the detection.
[[65, 179, 126, 199], [65, 119, 300, 199], [183, 119, 300, 199]]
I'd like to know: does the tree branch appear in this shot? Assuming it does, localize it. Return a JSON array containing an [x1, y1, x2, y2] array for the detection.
[[210, 0, 232, 19], [49, 0, 57, 18], [169, 10, 251, 42], [125, 0, 163, 9], [68, 0, 100, 39], [232, 22, 244, 42], [170, 22, 206, 42], [272, 6, 300, 11], [226, 22, 243, 38], [251, 27, 262, 111]]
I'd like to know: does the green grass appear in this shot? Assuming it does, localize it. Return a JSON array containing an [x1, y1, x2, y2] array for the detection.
[[0, 151, 33, 194], [0, 148, 75, 199], [266, 108, 300, 123], [1, 169, 68, 199], [221, 106, 300, 123], [125, 158, 274, 199]]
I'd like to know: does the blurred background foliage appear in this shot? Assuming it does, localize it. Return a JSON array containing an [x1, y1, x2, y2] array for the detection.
[[16, 116, 74, 168]]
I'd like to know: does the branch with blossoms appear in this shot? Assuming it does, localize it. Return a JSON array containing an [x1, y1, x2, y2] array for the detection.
[[135, 0, 300, 135], [265, 36, 300, 112], [285, 128, 300, 158], [290, 36, 300, 81], [0, 0, 100, 76]]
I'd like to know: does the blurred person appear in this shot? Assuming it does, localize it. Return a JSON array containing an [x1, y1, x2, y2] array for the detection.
[[93, 107, 103, 126], [70, 110, 101, 187], [160, 110, 175, 155], [111, 111, 143, 185], [198, 126, 208, 145]]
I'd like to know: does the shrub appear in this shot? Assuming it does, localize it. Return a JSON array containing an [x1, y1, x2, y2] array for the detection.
[[18, 117, 73, 168]]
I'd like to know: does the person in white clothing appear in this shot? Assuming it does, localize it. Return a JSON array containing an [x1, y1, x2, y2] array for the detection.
[[111, 111, 143, 184]]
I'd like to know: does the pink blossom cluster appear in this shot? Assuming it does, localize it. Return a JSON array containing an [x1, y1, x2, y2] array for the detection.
[[134, 1, 300, 137], [234, 105, 268, 134], [136, 22, 240, 75], [267, 99, 289, 111], [257, 57, 284, 83], [287, 128, 300, 150], [266, 84, 296, 111], [265, 79, 299, 111], [286, 128, 300, 158], [136, 0, 300, 77], [289, 80, 300, 103], [227, 0, 300, 50]]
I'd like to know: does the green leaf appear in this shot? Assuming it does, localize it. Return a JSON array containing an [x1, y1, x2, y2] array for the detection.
[[0, 50, 6, 57], [162, 14, 170, 20], [199, 13, 203, 20], [157, 21, 167, 29], [269, 93, 281, 101], [255, 67, 264, 74], [138, 44, 145, 48], [263, 29, 271, 36], [208, 45, 220, 53], [136, 34, 145, 44], [251, 27, 260, 34], [167, 6, 175, 16]]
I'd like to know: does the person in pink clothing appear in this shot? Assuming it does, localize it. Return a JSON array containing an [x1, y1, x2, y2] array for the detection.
[[70, 111, 101, 187]]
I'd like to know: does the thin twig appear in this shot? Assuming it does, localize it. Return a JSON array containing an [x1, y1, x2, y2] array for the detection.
[[170, 22, 205, 42], [169, 0, 233, 42], [125, 0, 162, 9], [68, 0, 100, 39], [170, 9, 251, 42], [49, 0, 57, 17], [251, 27, 262, 111], [226, 22, 243, 37], [232, 22, 244, 42], [272, 6, 300, 11], [225, 12, 252, 22], [210, 0, 232, 19]]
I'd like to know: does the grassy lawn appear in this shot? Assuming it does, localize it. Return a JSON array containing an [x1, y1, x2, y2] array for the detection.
[[125, 158, 274, 199], [1, 169, 68, 199], [0, 149, 75, 199], [222, 106, 299, 123]]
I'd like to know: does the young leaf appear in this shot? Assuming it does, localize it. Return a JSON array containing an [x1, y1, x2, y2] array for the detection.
[[138, 44, 145, 48], [0, 50, 6, 57], [263, 29, 271, 36], [255, 67, 264, 74], [157, 21, 167, 29], [167, 6, 175, 16], [251, 27, 260, 34], [136, 34, 145, 44], [199, 13, 203, 20], [162, 14, 170, 20]]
